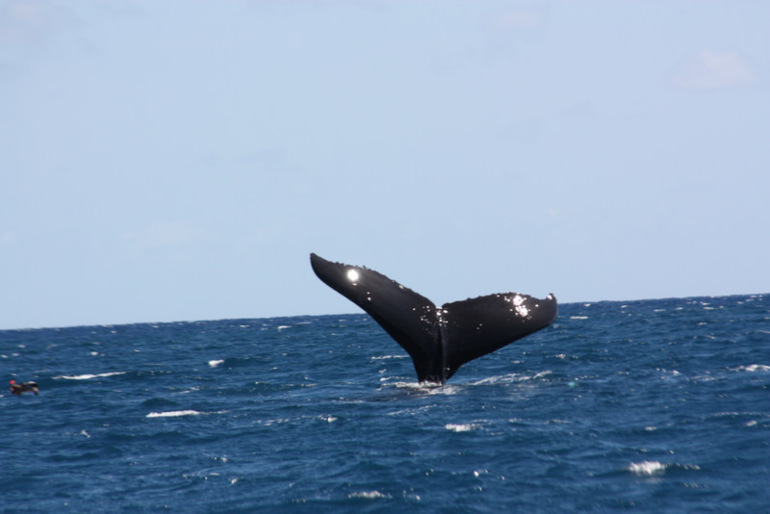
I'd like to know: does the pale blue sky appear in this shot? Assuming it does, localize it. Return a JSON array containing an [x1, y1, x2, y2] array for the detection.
[[1, 1, 768, 329]]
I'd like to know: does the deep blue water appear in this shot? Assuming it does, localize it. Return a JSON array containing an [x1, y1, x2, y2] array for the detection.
[[2, 294, 769, 512]]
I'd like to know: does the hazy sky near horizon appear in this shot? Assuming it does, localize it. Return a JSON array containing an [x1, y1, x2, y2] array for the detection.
[[2, 1, 769, 329]]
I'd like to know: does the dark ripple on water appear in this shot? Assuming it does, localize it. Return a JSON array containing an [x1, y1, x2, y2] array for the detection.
[[2, 295, 769, 512]]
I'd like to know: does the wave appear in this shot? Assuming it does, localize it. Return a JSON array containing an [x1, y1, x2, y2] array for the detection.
[[347, 491, 390, 500], [445, 423, 480, 432], [146, 410, 203, 418], [731, 364, 770, 372], [385, 381, 461, 395], [627, 461, 667, 476], [379, 372, 553, 393], [469, 371, 552, 386], [53, 371, 129, 380], [386, 380, 437, 389], [627, 461, 701, 476]]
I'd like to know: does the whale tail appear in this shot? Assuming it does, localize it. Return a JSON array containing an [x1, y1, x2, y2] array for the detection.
[[310, 253, 557, 384]]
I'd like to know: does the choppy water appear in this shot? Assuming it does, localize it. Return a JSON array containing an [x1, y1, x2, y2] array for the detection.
[[2, 294, 769, 512]]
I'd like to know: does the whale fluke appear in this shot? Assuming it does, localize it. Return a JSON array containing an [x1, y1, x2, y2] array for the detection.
[[310, 253, 557, 384]]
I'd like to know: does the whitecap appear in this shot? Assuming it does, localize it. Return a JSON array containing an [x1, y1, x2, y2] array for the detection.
[[348, 491, 390, 499], [258, 417, 292, 426], [208, 359, 224, 367], [470, 375, 514, 386], [391, 380, 440, 390], [427, 384, 462, 395], [386, 405, 435, 417], [378, 381, 459, 397], [370, 355, 408, 360], [470, 370, 552, 386], [445, 423, 479, 432], [146, 410, 203, 418], [570, 316, 588, 320], [628, 461, 667, 475], [735, 364, 770, 372], [54, 371, 128, 380]]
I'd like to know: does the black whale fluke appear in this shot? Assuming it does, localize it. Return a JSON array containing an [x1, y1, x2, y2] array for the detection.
[[310, 253, 557, 384]]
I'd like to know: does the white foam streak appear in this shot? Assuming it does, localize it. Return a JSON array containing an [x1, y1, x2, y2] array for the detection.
[[146, 410, 203, 418], [54, 371, 128, 380], [370, 355, 408, 360], [348, 491, 390, 499], [391, 380, 440, 390], [470, 371, 552, 386]]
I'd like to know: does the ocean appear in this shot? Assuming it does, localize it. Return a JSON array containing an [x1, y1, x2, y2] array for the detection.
[[2, 294, 768, 512]]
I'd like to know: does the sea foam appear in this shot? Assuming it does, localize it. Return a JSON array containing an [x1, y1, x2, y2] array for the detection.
[[628, 461, 667, 475], [146, 410, 203, 418], [54, 371, 128, 380]]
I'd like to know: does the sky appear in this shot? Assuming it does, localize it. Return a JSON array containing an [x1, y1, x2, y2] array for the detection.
[[1, 1, 769, 330]]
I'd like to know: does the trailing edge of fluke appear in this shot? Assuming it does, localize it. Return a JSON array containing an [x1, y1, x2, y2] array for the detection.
[[310, 253, 557, 384]]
